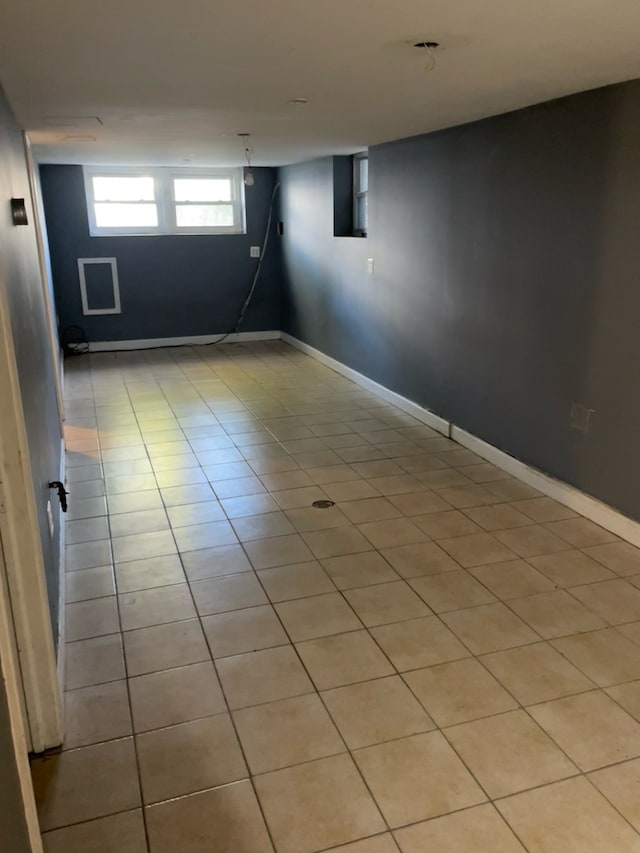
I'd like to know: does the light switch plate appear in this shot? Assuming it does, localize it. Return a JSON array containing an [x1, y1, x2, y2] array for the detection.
[[367, 258, 375, 275], [250, 246, 261, 258]]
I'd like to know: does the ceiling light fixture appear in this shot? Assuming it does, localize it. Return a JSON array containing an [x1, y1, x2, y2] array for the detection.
[[414, 40, 440, 72], [237, 133, 255, 187]]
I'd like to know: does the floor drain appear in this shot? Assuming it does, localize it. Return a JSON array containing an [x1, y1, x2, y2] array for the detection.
[[312, 500, 335, 509]]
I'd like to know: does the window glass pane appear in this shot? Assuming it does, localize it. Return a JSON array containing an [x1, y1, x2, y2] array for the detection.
[[358, 157, 368, 193], [93, 176, 155, 202], [175, 204, 235, 227], [173, 179, 232, 202], [94, 203, 158, 228], [356, 194, 368, 233]]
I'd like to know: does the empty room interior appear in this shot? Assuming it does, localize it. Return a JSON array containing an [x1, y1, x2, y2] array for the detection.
[[1, 1, 640, 851]]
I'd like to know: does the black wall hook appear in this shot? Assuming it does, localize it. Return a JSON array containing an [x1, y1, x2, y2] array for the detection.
[[49, 481, 68, 512]]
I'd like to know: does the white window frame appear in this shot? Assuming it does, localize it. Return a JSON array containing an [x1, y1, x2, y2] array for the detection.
[[83, 166, 246, 237], [353, 152, 368, 237]]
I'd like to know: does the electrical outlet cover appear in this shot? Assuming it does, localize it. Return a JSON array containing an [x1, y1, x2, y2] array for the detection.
[[250, 246, 261, 258]]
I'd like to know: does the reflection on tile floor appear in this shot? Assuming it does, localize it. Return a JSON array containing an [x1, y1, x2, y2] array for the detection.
[[32, 341, 640, 852]]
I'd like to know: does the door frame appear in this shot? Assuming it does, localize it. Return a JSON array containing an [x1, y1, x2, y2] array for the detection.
[[0, 229, 63, 754]]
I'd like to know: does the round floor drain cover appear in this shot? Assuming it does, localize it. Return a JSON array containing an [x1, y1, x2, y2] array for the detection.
[[312, 500, 336, 509]]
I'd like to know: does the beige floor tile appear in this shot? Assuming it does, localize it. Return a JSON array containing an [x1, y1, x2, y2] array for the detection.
[[307, 464, 361, 484], [618, 620, 640, 645], [529, 549, 615, 587], [404, 658, 517, 726], [552, 628, 640, 686], [66, 540, 113, 572], [321, 551, 399, 589], [511, 497, 577, 523], [202, 604, 288, 658], [244, 533, 314, 569], [107, 493, 163, 519], [358, 518, 428, 549], [344, 581, 431, 626], [481, 641, 593, 704], [258, 560, 335, 601], [270, 485, 329, 509], [129, 661, 225, 731], [571, 579, 640, 625], [145, 780, 273, 853], [416, 469, 474, 489], [110, 509, 170, 539], [371, 615, 469, 671], [322, 675, 434, 748], [165, 500, 226, 527], [234, 693, 345, 773], [180, 543, 252, 581], [119, 583, 196, 630], [366, 475, 423, 496], [173, 519, 238, 551], [211, 475, 267, 499], [231, 511, 296, 541], [66, 597, 120, 642], [255, 754, 385, 853], [494, 525, 571, 558], [160, 482, 217, 506], [327, 837, 400, 853], [606, 681, 640, 721], [394, 803, 527, 853], [510, 589, 606, 638], [350, 460, 404, 478], [438, 532, 515, 567], [111, 530, 177, 564], [588, 758, 640, 832], [191, 572, 268, 615], [123, 619, 209, 676], [487, 479, 542, 501], [470, 560, 555, 599], [434, 484, 497, 508], [303, 526, 373, 558], [322, 480, 380, 502], [354, 731, 486, 827], [545, 518, 618, 547], [445, 709, 578, 798], [42, 809, 147, 853], [582, 541, 640, 577], [388, 490, 451, 516], [410, 570, 496, 612], [65, 634, 125, 690], [63, 680, 132, 749], [217, 644, 314, 708], [137, 714, 247, 804], [297, 630, 394, 689], [496, 776, 640, 853], [442, 602, 538, 654], [340, 497, 403, 524], [221, 492, 280, 517], [380, 541, 459, 578], [260, 469, 315, 490], [115, 554, 185, 593], [65, 566, 115, 603], [529, 690, 640, 770], [32, 738, 140, 831], [463, 504, 533, 531], [629, 576, 640, 591], [66, 516, 110, 545], [276, 592, 362, 640], [413, 509, 481, 539], [285, 504, 351, 534]]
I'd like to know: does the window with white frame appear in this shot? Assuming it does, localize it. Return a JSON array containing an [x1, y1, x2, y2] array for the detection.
[[83, 167, 246, 236], [353, 152, 368, 236]]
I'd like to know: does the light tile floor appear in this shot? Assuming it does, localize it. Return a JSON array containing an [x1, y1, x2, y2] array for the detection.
[[32, 341, 640, 853]]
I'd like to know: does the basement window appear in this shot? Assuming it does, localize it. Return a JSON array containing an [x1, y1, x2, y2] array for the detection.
[[84, 166, 245, 236], [353, 152, 368, 236]]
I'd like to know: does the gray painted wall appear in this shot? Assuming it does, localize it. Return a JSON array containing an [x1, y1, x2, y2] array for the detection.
[[0, 86, 63, 643], [279, 79, 640, 522], [40, 165, 282, 342]]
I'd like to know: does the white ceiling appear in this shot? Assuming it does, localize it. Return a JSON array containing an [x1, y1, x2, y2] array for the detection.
[[1, 0, 640, 166]]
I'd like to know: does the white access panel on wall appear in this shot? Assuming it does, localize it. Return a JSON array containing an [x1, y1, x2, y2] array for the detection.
[[77, 257, 121, 315]]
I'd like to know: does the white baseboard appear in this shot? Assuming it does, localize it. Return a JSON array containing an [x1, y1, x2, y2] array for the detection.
[[281, 333, 450, 436], [451, 427, 640, 548], [282, 331, 640, 548], [89, 330, 281, 352]]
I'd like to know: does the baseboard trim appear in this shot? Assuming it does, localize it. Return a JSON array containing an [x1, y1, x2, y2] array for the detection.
[[281, 333, 450, 436], [451, 427, 640, 548], [283, 332, 640, 548], [89, 330, 282, 352]]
